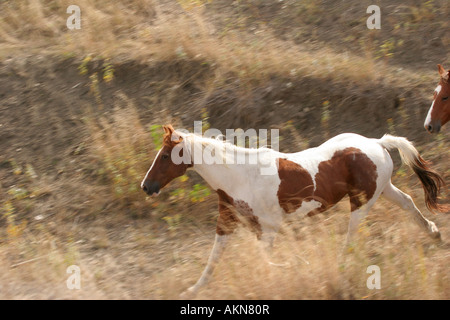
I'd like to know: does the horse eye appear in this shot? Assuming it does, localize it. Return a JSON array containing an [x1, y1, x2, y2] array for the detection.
[[443, 96, 449, 101], [161, 154, 169, 160]]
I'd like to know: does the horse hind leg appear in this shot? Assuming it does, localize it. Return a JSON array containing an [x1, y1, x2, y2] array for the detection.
[[345, 192, 376, 246], [382, 182, 440, 240]]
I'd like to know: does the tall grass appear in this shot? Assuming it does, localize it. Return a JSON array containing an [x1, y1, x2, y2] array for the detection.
[[85, 92, 214, 218], [85, 93, 155, 214], [0, 0, 448, 300], [0, 0, 428, 87], [167, 204, 449, 300]]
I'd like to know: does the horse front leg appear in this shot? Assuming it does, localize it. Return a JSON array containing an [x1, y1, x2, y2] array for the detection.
[[180, 233, 229, 299], [179, 190, 238, 298]]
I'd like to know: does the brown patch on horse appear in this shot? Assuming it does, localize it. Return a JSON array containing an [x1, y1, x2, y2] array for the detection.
[[277, 148, 378, 215], [434, 65, 450, 127], [141, 124, 192, 194], [277, 158, 315, 213], [438, 64, 449, 82], [216, 189, 262, 239], [315, 147, 378, 212]]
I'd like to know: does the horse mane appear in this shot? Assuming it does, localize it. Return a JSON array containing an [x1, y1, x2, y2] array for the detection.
[[179, 131, 272, 165]]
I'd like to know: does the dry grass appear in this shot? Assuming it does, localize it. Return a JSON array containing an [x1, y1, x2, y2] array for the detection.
[[0, 0, 437, 87], [1, 200, 448, 299], [85, 93, 155, 213], [0, 0, 449, 300], [157, 172, 449, 300], [3, 99, 447, 299]]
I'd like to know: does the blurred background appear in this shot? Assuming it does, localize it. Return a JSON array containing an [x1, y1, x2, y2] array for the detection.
[[0, 0, 448, 299]]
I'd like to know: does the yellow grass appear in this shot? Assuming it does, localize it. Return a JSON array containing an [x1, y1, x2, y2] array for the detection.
[[0, 0, 435, 86], [0, 0, 448, 300]]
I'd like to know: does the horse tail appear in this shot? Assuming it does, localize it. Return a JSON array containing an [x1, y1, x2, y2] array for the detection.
[[378, 134, 447, 213]]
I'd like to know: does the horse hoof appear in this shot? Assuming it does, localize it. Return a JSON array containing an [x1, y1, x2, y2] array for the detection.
[[428, 223, 441, 241], [431, 231, 442, 241]]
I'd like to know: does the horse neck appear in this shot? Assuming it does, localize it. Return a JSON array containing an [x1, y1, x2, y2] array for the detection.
[[192, 161, 232, 192], [187, 136, 267, 192]]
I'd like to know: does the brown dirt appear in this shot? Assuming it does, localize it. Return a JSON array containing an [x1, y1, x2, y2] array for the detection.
[[0, 0, 449, 300]]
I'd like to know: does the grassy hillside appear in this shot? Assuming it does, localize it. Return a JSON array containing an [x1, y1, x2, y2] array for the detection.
[[0, 0, 448, 299]]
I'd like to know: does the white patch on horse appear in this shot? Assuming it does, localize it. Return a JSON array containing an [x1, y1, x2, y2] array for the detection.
[[425, 84, 443, 127], [140, 148, 162, 188], [425, 100, 434, 127]]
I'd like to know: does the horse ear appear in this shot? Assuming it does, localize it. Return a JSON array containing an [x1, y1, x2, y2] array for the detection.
[[163, 124, 183, 145], [163, 124, 175, 135], [437, 64, 449, 81]]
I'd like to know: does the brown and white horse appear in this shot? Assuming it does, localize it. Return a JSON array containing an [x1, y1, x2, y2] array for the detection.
[[141, 125, 445, 298], [424, 64, 450, 133]]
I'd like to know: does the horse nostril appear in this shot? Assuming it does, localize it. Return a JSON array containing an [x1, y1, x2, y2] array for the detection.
[[427, 125, 433, 133], [435, 123, 441, 133], [142, 184, 148, 192]]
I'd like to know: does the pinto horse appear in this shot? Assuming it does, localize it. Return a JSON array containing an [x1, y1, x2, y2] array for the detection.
[[141, 125, 445, 298], [424, 64, 450, 133]]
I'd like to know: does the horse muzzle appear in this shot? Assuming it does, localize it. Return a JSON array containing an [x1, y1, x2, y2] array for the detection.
[[141, 180, 161, 197], [425, 119, 441, 133]]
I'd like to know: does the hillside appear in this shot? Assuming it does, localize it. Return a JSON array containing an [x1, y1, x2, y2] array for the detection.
[[0, 0, 448, 299]]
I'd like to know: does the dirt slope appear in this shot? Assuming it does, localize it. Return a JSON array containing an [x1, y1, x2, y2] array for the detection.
[[0, 0, 448, 300]]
